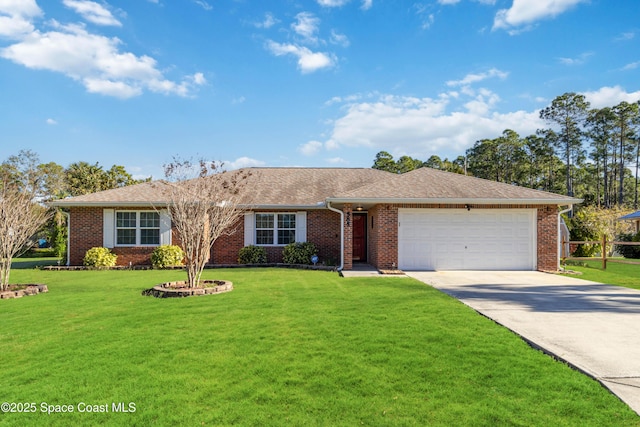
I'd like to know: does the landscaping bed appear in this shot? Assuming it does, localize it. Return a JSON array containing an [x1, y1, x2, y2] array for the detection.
[[141, 280, 233, 298], [0, 284, 48, 299]]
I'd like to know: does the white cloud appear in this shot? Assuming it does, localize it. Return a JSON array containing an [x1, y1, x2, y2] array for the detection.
[[581, 86, 640, 109], [84, 78, 141, 98], [326, 157, 347, 164], [231, 95, 246, 105], [266, 41, 336, 73], [0, 21, 205, 98], [321, 92, 543, 159], [226, 157, 266, 170], [493, 0, 587, 33], [557, 52, 593, 66], [0, 0, 41, 17], [316, 0, 372, 9], [254, 12, 278, 29], [621, 61, 640, 71], [615, 31, 635, 41], [317, 0, 350, 6], [193, 0, 212, 11], [413, 3, 435, 30], [292, 12, 320, 43], [46, 118, 57, 125], [62, 0, 121, 27], [0, 0, 42, 38], [191, 72, 206, 85], [299, 140, 323, 156], [446, 68, 508, 87], [330, 29, 349, 47], [438, 0, 460, 4]]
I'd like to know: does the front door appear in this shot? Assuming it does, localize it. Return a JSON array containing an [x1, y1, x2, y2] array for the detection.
[[352, 213, 367, 262]]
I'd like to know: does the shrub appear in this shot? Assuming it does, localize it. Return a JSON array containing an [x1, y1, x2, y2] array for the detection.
[[282, 242, 318, 265], [566, 206, 636, 257], [615, 233, 640, 259], [238, 245, 267, 264], [83, 247, 117, 267], [151, 245, 185, 268]]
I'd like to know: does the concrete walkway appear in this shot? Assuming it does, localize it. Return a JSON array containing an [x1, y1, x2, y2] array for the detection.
[[405, 270, 640, 416]]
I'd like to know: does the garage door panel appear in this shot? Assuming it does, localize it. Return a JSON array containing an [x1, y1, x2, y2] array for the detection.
[[398, 209, 536, 271]]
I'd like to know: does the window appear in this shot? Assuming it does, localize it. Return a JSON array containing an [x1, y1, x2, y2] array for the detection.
[[255, 213, 296, 245], [116, 211, 160, 246]]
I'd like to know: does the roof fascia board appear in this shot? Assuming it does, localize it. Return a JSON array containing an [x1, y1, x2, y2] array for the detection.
[[241, 204, 327, 210], [47, 201, 169, 208], [325, 197, 583, 205], [49, 202, 329, 210]]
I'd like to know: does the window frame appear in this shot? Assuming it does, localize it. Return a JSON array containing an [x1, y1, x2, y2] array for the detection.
[[115, 210, 161, 247], [254, 212, 297, 246]]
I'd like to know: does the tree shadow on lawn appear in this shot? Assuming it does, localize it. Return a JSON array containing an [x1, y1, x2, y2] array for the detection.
[[11, 258, 62, 270]]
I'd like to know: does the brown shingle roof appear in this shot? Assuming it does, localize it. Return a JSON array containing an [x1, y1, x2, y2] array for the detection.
[[331, 167, 579, 204], [49, 167, 579, 207]]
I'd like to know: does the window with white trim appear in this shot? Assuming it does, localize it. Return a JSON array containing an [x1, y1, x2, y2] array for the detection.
[[255, 213, 296, 245], [116, 211, 160, 246]]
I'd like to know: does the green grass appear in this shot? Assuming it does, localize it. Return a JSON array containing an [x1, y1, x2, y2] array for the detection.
[[564, 259, 640, 290], [11, 257, 63, 270], [1, 268, 638, 426]]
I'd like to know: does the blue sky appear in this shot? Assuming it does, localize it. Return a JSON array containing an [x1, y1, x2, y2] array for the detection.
[[1, 0, 639, 179]]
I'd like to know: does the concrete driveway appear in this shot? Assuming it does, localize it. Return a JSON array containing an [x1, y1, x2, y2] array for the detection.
[[405, 270, 640, 416]]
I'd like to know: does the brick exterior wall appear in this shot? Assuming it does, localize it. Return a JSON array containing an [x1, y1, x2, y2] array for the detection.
[[68, 207, 178, 266], [343, 204, 353, 270], [210, 210, 342, 265], [308, 210, 341, 266], [68, 207, 104, 266], [367, 204, 398, 270], [211, 218, 245, 264], [536, 205, 559, 271]]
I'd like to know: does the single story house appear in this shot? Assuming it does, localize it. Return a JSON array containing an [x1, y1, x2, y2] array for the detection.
[[50, 167, 581, 271], [619, 210, 640, 233]]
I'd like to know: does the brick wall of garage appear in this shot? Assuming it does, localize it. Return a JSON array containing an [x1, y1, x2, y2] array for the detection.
[[536, 205, 558, 271], [367, 204, 398, 270], [368, 204, 559, 272]]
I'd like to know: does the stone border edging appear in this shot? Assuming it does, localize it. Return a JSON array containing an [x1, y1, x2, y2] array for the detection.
[[142, 280, 233, 298], [0, 284, 49, 300]]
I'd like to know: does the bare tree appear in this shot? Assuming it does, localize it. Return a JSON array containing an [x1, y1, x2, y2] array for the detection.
[[161, 158, 251, 288], [0, 185, 51, 290]]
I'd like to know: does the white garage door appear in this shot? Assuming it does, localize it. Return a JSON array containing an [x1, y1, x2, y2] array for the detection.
[[398, 208, 536, 271]]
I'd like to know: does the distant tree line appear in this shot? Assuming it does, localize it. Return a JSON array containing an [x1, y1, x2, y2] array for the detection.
[[373, 92, 640, 209], [0, 149, 149, 262], [0, 149, 149, 200]]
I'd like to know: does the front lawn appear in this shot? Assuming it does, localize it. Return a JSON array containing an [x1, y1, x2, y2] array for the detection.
[[564, 260, 640, 290], [1, 268, 638, 426]]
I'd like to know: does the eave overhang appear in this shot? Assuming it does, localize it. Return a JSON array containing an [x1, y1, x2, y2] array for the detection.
[[325, 197, 582, 206]]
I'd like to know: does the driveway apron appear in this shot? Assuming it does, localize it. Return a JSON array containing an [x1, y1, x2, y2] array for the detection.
[[405, 271, 640, 416]]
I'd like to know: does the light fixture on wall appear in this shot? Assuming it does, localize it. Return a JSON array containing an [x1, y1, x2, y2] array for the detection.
[[465, 204, 471, 211], [355, 205, 364, 211]]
